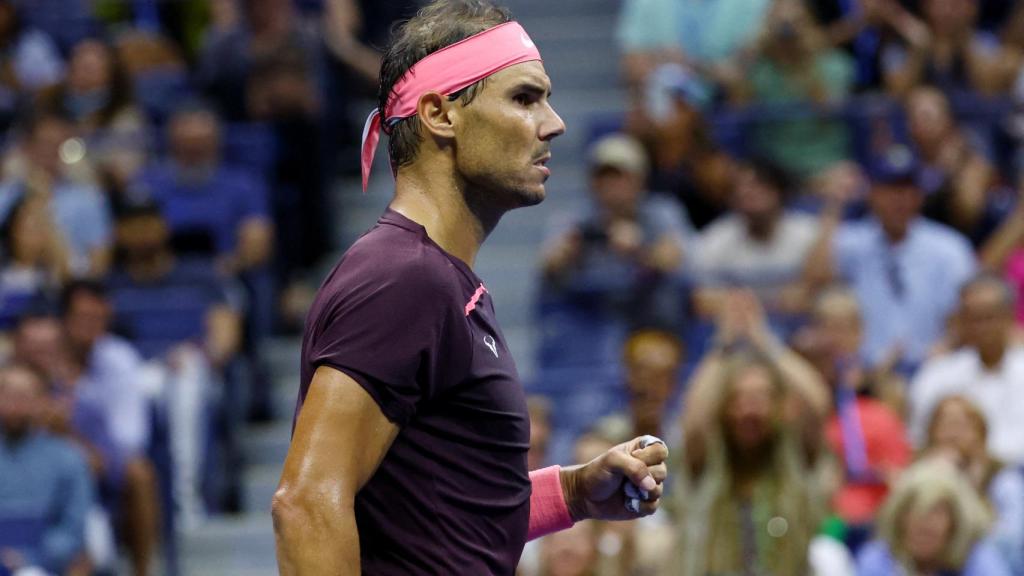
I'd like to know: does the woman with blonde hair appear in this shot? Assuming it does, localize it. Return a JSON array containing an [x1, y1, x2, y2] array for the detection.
[[855, 457, 1011, 575], [923, 395, 1024, 574]]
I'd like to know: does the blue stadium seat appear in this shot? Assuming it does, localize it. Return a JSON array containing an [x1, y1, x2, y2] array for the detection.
[[223, 123, 278, 178]]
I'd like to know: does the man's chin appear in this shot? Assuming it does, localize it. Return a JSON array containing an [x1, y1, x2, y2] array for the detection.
[[512, 183, 546, 209]]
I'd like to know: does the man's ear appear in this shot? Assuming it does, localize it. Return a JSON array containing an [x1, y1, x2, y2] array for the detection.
[[417, 92, 456, 140]]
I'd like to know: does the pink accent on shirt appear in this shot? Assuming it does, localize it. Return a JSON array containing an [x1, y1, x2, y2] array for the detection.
[[1006, 250, 1024, 324], [527, 465, 574, 541], [464, 283, 488, 316]]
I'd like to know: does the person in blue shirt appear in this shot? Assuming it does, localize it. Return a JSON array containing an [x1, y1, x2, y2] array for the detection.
[[0, 110, 113, 277], [803, 158, 976, 371], [0, 362, 94, 576], [130, 103, 272, 277]]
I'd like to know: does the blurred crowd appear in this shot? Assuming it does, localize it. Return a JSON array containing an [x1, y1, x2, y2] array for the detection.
[[9, 0, 1024, 575], [0, 0, 422, 574], [528, 0, 1024, 575]]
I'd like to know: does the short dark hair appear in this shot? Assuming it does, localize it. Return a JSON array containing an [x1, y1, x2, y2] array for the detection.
[[960, 272, 1016, 310], [114, 199, 164, 223], [742, 158, 791, 198], [378, 0, 512, 169], [60, 278, 109, 317]]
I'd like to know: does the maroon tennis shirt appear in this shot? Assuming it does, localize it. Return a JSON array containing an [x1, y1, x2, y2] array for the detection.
[[294, 209, 532, 574]]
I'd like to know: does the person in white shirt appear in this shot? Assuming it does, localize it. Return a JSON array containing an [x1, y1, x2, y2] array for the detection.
[[691, 159, 818, 329], [909, 273, 1024, 464]]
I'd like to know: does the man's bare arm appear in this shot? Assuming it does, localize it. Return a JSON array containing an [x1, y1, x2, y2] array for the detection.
[[272, 366, 399, 575]]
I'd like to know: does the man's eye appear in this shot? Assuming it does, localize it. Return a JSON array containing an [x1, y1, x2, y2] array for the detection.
[[514, 93, 535, 106]]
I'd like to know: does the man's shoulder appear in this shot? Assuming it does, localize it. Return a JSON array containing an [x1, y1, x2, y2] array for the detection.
[[324, 223, 463, 303], [913, 219, 973, 254], [915, 349, 977, 384], [697, 214, 744, 246], [94, 335, 143, 366]]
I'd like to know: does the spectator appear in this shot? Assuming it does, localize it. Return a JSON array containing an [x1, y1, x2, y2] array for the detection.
[[622, 329, 683, 439], [41, 37, 152, 197], [672, 290, 830, 576], [625, 64, 732, 230], [924, 395, 1024, 574], [60, 280, 158, 576], [882, 0, 1020, 97], [691, 159, 819, 331], [0, 0, 62, 132], [616, 0, 771, 91], [855, 457, 1011, 576], [0, 110, 113, 277], [809, 0, 930, 90], [0, 362, 94, 576], [796, 286, 911, 547], [803, 157, 976, 369], [11, 310, 72, 388], [0, 194, 69, 329], [909, 274, 1024, 464], [107, 202, 242, 524], [133, 103, 272, 275], [905, 86, 1001, 246], [727, 0, 855, 179], [540, 133, 690, 333], [979, 179, 1024, 324], [197, 0, 320, 122]]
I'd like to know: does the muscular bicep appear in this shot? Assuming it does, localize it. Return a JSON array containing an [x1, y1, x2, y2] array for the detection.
[[279, 366, 399, 504], [274, 366, 398, 574]]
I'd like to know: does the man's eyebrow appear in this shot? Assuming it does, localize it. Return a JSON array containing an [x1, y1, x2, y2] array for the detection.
[[509, 81, 552, 98]]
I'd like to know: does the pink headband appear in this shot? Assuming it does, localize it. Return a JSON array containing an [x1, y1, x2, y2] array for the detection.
[[360, 21, 542, 192]]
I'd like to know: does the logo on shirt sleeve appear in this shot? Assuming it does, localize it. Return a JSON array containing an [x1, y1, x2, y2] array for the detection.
[[483, 335, 499, 358]]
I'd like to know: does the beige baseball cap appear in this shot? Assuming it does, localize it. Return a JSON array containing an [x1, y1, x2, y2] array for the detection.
[[588, 133, 649, 177]]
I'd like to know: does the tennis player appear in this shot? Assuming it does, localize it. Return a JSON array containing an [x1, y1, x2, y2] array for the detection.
[[272, 1, 669, 573]]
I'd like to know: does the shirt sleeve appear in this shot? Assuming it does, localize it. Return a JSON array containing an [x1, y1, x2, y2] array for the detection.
[[83, 186, 113, 249], [308, 259, 465, 427], [106, 343, 150, 455]]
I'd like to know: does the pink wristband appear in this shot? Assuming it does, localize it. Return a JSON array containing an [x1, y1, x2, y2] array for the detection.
[[527, 465, 574, 541]]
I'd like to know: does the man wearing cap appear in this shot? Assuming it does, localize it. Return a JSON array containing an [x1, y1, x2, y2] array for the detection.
[[803, 156, 976, 371], [541, 132, 690, 332], [272, 2, 669, 574]]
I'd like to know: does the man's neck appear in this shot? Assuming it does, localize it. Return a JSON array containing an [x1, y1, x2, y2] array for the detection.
[[390, 168, 501, 269], [745, 214, 778, 243], [977, 342, 1008, 371], [1, 427, 30, 447]]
